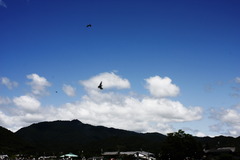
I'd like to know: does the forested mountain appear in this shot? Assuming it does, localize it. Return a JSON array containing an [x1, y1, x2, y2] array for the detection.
[[15, 120, 166, 156], [197, 135, 240, 151], [1, 120, 240, 158], [0, 126, 31, 154]]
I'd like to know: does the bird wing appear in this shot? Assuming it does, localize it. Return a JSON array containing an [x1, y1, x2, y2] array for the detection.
[[98, 81, 103, 89]]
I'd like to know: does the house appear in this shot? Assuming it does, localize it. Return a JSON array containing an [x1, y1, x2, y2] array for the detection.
[[204, 147, 236, 153], [102, 151, 156, 160]]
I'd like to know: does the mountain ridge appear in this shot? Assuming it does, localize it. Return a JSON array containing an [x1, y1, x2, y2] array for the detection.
[[1, 119, 240, 156], [14, 119, 166, 155]]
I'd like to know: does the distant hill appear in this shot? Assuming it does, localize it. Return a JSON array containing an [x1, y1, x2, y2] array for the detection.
[[0, 126, 32, 154], [15, 120, 166, 156], [1, 120, 240, 157], [196, 135, 240, 152]]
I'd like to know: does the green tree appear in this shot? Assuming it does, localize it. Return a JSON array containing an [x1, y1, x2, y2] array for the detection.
[[160, 130, 203, 160]]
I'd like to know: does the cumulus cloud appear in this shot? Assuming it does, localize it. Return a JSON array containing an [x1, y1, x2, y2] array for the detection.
[[0, 0, 7, 8], [20, 113, 44, 123], [0, 111, 44, 131], [27, 73, 51, 96], [13, 95, 41, 112], [62, 84, 76, 96], [145, 76, 180, 98], [210, 105, 240, 137], [40, 92, 202, 134], [80, 72, 130, 90], [0, 77, 18, 89], [1, 72, 203, 134], [0, 111, 15, 129], [42, 73, 201, 134]]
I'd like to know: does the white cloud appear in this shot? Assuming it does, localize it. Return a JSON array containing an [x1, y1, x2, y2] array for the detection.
[[0, 111, 44, 132], [0, 73, 203, 135], [13, 95, 41, 112], [221, 109, 240, 123], [62, 84, 76, 97], [0, 0, 7, 8], [211, 105, 240, 137], [0, 111, 16, 129], [27, 73, 51, 96], [195, 132, 206, 137], [41, 93, 202, 134], [80, 72, 130, 90], [0, 77, 18, 89], [40, 73, 201, 134], [20, 113, 44, 123], [145, 76, 180, 98]]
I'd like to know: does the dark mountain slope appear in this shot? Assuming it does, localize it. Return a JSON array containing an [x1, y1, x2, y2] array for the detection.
[[15, 120, 166, 155], [196, 135, 240, 152], [0, 126, 31, 154], [1, 119, 238, 157]]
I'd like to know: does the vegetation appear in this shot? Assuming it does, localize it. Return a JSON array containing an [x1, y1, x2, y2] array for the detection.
[[0, 120, 240, 160], [14, 120, 166, 156], [160, 130, 203, 160], [0, 126, 32, 155]]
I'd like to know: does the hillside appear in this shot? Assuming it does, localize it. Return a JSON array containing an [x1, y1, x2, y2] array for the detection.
[[15, 120, 166, 156], [1, 120, 240, 157], [0, 126, 31, 154], [196, 135, 240, 152]]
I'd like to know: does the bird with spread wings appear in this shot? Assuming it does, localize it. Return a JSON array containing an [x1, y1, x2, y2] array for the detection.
[[86, 24, 92, 28], [98, 81, 103, 90]]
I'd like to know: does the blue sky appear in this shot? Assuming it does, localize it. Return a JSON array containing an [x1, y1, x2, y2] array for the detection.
[[0, 0, 240, 137]]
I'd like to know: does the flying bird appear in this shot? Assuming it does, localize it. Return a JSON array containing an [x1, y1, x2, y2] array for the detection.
[[98, 81, 103, 90], [86, 24, 92, 28]]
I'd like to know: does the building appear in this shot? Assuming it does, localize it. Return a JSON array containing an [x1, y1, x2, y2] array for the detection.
[[102, 151, 155, 160], [204, 147, 236, 153]]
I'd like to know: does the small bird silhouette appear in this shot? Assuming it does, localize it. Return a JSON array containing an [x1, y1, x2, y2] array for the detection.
[[98, 81, 103, 90], [86, 24, 92, 28]]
